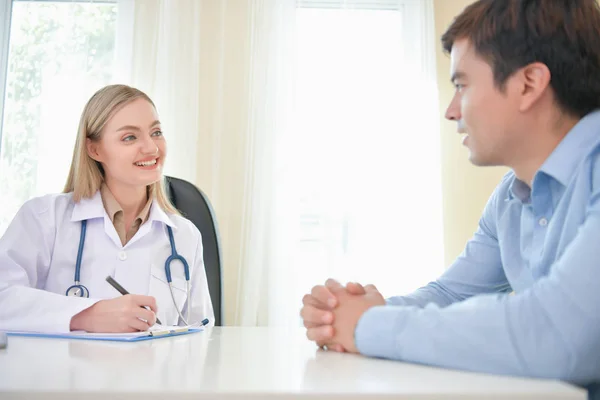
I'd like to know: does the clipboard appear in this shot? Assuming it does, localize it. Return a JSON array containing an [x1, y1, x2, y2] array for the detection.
[[5, 325, 203, 342]]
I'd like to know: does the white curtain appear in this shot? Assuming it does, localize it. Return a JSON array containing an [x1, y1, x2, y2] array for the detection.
[[114, 0, 202, 184], [116, 0, 297, 326], [192, 0, 298, 326]]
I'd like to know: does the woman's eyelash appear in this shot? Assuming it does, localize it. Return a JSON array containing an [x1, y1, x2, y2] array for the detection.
[[122, 131, 162, 141]]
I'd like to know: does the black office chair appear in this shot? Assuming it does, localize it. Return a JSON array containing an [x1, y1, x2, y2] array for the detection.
[[165, 176, 223, 326]]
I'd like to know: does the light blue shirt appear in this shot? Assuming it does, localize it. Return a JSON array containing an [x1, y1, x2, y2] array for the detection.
[[355, 110, 600, 399]]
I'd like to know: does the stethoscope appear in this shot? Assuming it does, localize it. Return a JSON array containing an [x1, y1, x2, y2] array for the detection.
[[65, 220, 192, 324]]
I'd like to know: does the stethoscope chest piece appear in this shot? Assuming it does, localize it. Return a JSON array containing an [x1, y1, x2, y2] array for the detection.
[[66, 283, 90, 298]]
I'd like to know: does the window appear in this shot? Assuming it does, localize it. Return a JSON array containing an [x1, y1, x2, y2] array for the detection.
[[293, 2, 444, 300], [0, 0, 118, 234]]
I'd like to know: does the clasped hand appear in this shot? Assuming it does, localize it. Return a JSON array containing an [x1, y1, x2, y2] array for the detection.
[[300, 279, 385, 353]]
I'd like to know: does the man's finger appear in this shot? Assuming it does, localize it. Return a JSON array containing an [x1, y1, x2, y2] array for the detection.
[[300, 305, 333, 325], [364, 284, 379, 294], [327, 343, 345, 352], [346, 282, 366, 295], [302, 294, 328, 309], [317, 342, 345, 352], [325, 278, 344, 293], [306, 325, 334, 342], [305, 321, 328, 329], [311, 285, 337, 308]]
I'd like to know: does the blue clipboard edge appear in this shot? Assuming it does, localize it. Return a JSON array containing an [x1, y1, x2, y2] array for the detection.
[[6, 327, 203, 342]]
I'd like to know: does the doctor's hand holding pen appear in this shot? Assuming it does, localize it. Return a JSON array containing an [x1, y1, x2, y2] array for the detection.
[[70, 295, 158, 333]]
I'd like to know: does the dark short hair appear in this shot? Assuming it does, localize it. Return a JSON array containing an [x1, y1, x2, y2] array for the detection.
[[441, 0, 600, 118]]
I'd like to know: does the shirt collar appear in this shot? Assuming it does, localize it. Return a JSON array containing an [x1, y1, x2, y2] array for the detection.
[[539, 109, 600, 187], [99, 183, 152, 224], [507, 109, 600, 202], [100, 184, 122, 222], [507, 175, 531, 203]]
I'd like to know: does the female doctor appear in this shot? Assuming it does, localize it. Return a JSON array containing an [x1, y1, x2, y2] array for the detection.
[[0, 84, 214, 333]]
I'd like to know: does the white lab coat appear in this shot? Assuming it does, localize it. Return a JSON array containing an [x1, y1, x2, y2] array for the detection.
[[0, 191, 214, 333]]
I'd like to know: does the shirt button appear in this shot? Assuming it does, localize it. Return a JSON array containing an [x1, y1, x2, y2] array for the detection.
[[539, 217, 548, 226], [118, 251, 127, 261]]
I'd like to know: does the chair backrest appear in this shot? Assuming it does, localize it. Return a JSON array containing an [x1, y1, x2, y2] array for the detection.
[[165, 176, 223, 326]]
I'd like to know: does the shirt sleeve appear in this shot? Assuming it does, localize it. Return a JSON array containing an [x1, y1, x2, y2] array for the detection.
[[354, 184, 600, 386], [0, 198, 99, 333], [386, 183, 512, 308]]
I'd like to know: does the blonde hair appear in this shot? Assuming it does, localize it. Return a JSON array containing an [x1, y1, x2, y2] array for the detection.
[[63, 84, 179, 215]]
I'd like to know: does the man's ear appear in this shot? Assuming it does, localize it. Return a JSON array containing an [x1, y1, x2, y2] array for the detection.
[[86, 138, 102, 162], [518, 62, 551, 112]]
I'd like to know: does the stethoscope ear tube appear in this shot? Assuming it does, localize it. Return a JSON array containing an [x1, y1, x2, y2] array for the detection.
[[165, 226, 192, 324], [75, 220, 87, 283], [65, 220, 90, 298]]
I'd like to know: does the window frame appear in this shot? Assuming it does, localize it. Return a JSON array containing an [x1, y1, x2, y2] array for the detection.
[[296, 0, 405, 10], [0, 0, 12, 152]]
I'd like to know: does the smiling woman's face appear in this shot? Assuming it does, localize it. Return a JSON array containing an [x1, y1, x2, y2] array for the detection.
[[86, 98, 167, 190]]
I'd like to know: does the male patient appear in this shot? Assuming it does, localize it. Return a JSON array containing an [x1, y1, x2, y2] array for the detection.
[[300, 0, 600, 397]]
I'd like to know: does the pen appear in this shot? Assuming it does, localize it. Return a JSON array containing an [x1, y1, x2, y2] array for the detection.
[[0, 332, 7, 350], [105, 275, 162, 325]]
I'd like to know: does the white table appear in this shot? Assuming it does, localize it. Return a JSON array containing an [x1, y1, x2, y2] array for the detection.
[[0, 327, 586, 399]]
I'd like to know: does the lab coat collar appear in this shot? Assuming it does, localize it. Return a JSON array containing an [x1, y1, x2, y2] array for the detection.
[[70, 191, 105, 222], [148, 201, 177, 230]]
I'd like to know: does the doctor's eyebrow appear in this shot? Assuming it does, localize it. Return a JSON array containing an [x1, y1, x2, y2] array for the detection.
[[116, 120, 161, 132], [450, 71, 466, 84]]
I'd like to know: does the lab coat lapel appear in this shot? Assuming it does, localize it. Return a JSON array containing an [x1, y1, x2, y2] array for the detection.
[[70, 191, 122, 248]]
